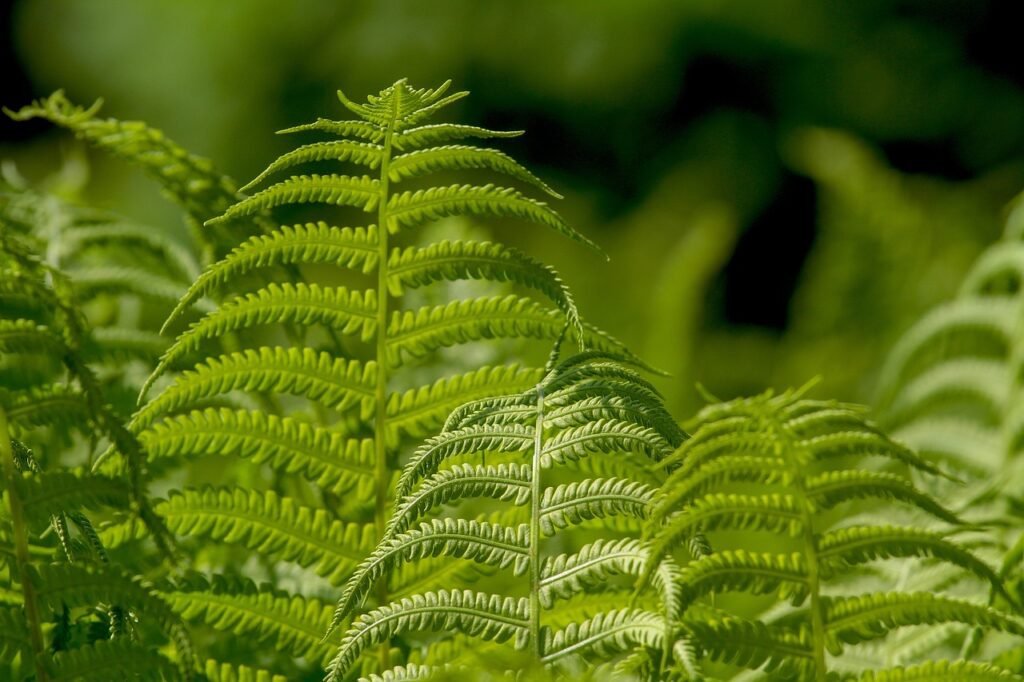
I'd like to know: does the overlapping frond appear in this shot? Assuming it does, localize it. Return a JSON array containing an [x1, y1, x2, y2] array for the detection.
[[155, 487, 376, 585], [643, 389, 1020, 679], [327, 353, 680, 680]]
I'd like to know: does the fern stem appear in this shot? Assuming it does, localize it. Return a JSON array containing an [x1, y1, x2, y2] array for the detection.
[[370, 83, 400, 672], [529, 385, 545, 659], [771, 412, 828, 682], [0, 407, 51, 682]]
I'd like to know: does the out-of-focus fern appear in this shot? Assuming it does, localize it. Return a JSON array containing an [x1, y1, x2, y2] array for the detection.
[[0, 230, 193, 679], [1, 180, 200, 417], [326, 352, 684, 681], [875, 191, 1024, 669], [642, 388, 1023, 680], [6, 91, 260, 262]]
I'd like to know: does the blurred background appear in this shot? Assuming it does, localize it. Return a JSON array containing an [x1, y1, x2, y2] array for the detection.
[[3, 0, 1023, 417]]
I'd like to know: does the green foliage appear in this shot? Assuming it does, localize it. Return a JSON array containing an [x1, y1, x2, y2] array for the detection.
[[643, 389, 1024, 680], [327, 353, 683, 681], [4, 71, 1024, 682], [0, 228, 187, 680]]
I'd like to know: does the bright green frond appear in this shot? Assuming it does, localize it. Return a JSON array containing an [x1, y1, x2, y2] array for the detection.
[[385, 365, 543, 443], [540, 608, 663, 664], [132, 347, 376, 432], [138, 408, 375, 496], [387, 184, 601, 254], [392, 124, 523, 152], [207, 174, 381, 226], [155, 486, 376, 585], [539, 477, 654, 535], [163, 223, 378, 332], [326, 590, 529, 682], [240, 140, 385, 192], [823, 593, 1024, 652], [389, 145, 560, 197], [147, 282, 377, 396], [330, 519, 529, 633], [163, 574, 338, 666], [387, 463, 531, 535]]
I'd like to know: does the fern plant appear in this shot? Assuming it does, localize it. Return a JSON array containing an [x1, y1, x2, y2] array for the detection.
[[80, 79, 638, 676], [0, 179, 203, 419], [326, 351, 685, 680], [0, 226, 196, 680], [642, 387, 1024, 680], [874, 191, 1024, 668]]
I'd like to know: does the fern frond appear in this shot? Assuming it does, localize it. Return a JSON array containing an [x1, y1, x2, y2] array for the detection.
[[156, 487, 376, 585], [817, 525, 1003, 592], [387, 463, 532, 535], [200, 659, 289, 682], [540, 608, 663, 664], [32, 563, 194, 674], [803, 469, 963, 523], [331, 520, 529, 631], [386, 240, 576, 319], [823, 592, 1024, 651], [47, 638, 178, 682], [386, 365, 543, 443], [681, 615, 813, 677], [277, 118, 384, 142], [389, 145, 559, 197], [132, 347, 376, 432], [148, 283, 377, 393], [0, 319, 65, 357], [69, 264, 189, 306], [138, 408, 375, 496], [163, 574, 338, 665], [240, 140, 385, 192], [395, 423, 534, 501], [54, 221, 201, 281], [16, 468, 130, 522], [387, 184, 600, 253], [327, 590, 530, 682], [207, 174, 381, 226], [853, 660, 1024, 681], [539, 477, 654, 535], [0, 384, 89, 432], [163, 223, 378, 332], [4, 90, 242, 228], [677, 550, 809, 607], [391, 123, 523, 151]]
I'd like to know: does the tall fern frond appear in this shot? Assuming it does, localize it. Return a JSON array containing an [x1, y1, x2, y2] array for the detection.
[[109, 79, 637, 677]]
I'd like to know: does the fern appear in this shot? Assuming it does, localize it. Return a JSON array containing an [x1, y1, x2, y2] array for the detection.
[[0, 225, 192, 679], [643, 388, 1023, 680], [326, 352, 683, 681], [873, 191, 1024, 666], [96, 79, 637, 676]]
